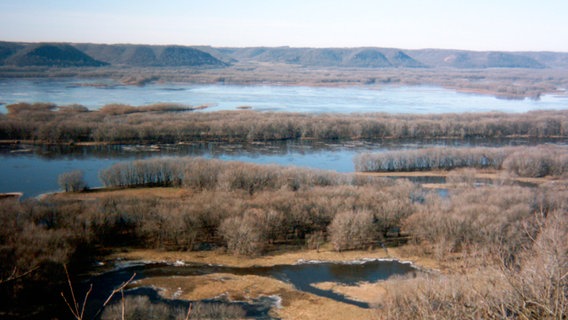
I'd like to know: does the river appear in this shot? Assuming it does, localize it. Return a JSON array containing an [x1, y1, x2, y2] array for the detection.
[[1, 79, 567, 197], [1, 79, 567, 114], [1, 138, 562, 197]]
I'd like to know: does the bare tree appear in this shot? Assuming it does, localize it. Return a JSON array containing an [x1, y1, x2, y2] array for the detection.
[[328, 210, 377, 251], [58, 170, 86, 192]]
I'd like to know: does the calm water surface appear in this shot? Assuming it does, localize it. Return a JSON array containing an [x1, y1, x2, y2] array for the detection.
[[1, 78, 567, 113], [85, 259, 418, 312], [1, 138, 561, 197], [1, 79, 567, 196]]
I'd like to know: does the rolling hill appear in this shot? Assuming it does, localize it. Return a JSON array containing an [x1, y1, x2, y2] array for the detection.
[[3, 43, 108, 67], [0, 41, 567, 69]]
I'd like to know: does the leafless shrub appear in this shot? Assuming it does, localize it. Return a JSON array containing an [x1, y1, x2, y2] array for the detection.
[[99, 158, 184, 188], [446, 168, 477, 187], [101, 296, 173, 320], [355, 146, 512, 172], [101, 296, 245, 320], [383, 209, 567, 320], [404, 186, 536, 259], [305, 231, 325, 250], [499, 210, 568, 319], [502, 145, 568, 178], [357, 145, 568, 178], [190, 301, 246, 319], [380, 272, 511, 319], [328, 210, 377, 251], [58, 170, 87, 192], [218, 209, 268, 256]]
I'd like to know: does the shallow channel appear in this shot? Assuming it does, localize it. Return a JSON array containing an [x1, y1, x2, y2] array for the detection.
[[83, 259, 418, 318], [1, 137, 560, 198]]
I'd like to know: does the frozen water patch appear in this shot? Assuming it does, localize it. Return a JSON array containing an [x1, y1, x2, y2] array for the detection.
[[173, 260, 185, 266], [295, 257, 414, 266], [172, 287, 183, 299]]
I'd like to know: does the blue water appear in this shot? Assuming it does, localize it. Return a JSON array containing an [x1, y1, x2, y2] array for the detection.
[[1, 79, 567, 197], [1, 138, 560, 198], [89, 259, 418, 310], [0, 142, 376, 197], [1, 79, 567, 114]]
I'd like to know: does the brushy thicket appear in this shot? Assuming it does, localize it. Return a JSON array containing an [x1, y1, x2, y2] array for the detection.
[[355, 145, 568, 177], [96, 158, 419, 253], [98, 157, 353, 191], [0, 159, 418, 317], [1, 103, 568, 143], [2, 158, 567, 319], [101, 296, 246, 320], [382, 209, 567, 319]]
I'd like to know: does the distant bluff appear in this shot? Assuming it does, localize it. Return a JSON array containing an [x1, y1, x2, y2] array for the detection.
[[222, 47, 425, 68], [224, 46, 551, 69], [2, 43, 107, 67], [0, 42, 228, 68], [0, 41, 566, 69], [74, 44, 228, 67]]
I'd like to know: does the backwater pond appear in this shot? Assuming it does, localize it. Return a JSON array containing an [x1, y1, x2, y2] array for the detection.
[[81, 258, 418, 318]]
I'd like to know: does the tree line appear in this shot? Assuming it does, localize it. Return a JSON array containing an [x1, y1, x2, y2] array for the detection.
[[1, 102, 568, 144], [355, 145, 568, 178], [381, 184, 567, 319]]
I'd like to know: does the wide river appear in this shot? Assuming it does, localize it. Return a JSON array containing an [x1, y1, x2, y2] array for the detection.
[[1, 79, 567, 197], [1, 78, 567, 113]]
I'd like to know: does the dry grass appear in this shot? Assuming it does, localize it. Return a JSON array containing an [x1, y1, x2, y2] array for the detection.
[[133, 273, 291, 302], [133, 273, 375, 320], [311, 281, 387, 306]]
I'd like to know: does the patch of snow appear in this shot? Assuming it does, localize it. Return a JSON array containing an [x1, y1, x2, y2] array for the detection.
[[172, 287, 183, 299]]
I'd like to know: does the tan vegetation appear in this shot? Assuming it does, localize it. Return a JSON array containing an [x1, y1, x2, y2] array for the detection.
[[101, 295, 244, 320], [1, 158, 567, 319], [2, 62, 568, 99], [2, 103, 568, 144], [381, 210, 567, 319], [356, 145, 568, 178], [58, 170, 87, 192], [311, 281, 387, 306], [129, 273, 376, 320]]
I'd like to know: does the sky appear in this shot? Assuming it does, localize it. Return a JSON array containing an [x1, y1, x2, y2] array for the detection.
[[1, 0, 567, 52]]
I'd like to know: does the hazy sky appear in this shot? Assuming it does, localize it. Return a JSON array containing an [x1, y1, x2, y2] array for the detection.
[[1, 0, 567, 51]]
